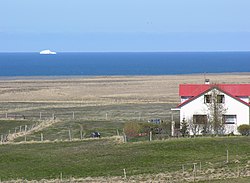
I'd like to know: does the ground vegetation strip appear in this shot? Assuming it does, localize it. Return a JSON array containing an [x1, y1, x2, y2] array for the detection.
[[0, 74, 250, 182], [0, 137, 250, 181]]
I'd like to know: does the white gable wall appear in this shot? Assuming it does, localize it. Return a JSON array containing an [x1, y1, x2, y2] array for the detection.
[[238, 97, 249, 103], [179, 89, 249, 135]]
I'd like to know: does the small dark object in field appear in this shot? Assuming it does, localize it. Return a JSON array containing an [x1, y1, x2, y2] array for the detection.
[[91, 132, 101, 138]]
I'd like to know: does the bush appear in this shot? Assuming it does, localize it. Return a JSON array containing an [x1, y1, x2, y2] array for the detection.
[[237, 124, 250, 136], [124, 122, 142, 137]]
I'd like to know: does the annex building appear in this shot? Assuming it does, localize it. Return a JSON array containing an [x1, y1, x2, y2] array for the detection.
[[173, 81, 250, 135]]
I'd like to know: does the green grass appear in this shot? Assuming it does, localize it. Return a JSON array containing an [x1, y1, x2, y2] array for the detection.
[[0, 103, 178, 121], [14, 119, 126, 142], [0, 136, 250, 181], [0, 119, 37, 135], [199, 177, 250, 183], [1, 102, 248, 181], [0, 102, 179, 142]]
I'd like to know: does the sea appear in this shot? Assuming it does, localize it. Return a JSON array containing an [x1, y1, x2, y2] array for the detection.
[[0, 52, 250, 77]]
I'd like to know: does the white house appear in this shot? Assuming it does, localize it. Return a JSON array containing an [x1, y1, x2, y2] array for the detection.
[[172, 82, 250, 135]]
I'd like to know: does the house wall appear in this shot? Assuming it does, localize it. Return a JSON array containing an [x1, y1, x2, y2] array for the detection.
[[181, 96, 192, 103], [238, 96, 249, 103], [179, 89, 249, 135]]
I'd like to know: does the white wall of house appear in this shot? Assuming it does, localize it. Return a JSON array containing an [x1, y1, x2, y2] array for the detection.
[[238, 97, 249, 103], [179, 89, 249, 135]]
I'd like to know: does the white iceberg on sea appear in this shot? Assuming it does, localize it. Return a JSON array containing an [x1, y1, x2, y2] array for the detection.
[[40, 50, 56, 55]]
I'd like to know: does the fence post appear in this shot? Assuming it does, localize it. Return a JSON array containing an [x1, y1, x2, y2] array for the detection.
[[40, 112, 42, 120], [226, 149, 229, 163], [116, 129, 120, 136], [72, 112, 75, 119], [80, 130, 83, 140], [193, 163, 197, 182], [149, 131, 152, 141], [171, 121, 175, 137], [182, 165, 185, 174], [69, 129, 72, 141], [60, 172, 63, 181], [41, 133, 43, 142], [123, 169, 127, 179], [123, 128, 127, 143], [5, 113, 8, 119]]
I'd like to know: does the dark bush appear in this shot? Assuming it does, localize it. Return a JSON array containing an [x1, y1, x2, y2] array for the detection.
[[237, 124, 250, 136]]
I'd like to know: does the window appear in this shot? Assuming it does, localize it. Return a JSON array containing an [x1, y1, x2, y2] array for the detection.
[[204, 95, 212, 103], [223, 115, 236, 124], [217, 95, 225, 103], [193, 115, 208, 124]]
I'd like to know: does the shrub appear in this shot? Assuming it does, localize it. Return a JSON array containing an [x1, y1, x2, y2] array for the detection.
[[124, 122, 142, 137], [237, 124, 250, 136]]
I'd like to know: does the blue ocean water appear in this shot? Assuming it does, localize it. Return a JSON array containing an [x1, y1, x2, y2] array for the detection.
[[0, 52, 249, 76]]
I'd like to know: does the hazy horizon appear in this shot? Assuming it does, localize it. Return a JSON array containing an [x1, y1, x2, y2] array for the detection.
[[1, 0, 250, 52]]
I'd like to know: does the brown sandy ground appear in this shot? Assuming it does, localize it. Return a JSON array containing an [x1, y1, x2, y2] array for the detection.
[[0, 74, 249, 105]]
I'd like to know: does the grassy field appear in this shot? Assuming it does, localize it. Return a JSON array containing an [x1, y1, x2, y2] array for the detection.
[[0, 75, 250, 182], [0, 136, 250, 181], [0, 102, 178, 142], [201, 177, 250, 183]]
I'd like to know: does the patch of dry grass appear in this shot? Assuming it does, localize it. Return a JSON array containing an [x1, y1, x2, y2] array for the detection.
[[0, 74, 249, 104]]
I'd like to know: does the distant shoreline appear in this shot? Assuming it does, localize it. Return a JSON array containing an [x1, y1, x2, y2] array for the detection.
[[0, 72, 250, 81]]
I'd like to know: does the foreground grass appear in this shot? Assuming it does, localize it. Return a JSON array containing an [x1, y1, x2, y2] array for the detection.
[[0, 136, 250, 181], [200, 177, 250, 183]]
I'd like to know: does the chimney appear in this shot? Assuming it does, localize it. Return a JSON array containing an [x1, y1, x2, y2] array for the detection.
[[205, 79, 210, 85]]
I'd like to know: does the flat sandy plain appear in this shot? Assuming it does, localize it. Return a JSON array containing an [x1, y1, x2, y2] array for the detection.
[[0, 73, 249, 105]]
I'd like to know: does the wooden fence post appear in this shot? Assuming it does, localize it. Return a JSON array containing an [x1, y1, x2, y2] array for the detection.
[[41, 133, 43, 142], [69, 129, 72, 141], [193, 163, 197, 182], [226, 149, 229, 163], [123, 169, 127, 179], [80, 130, 83, 140], [60, 172, 63, 181], [149, 131, 152, 141]]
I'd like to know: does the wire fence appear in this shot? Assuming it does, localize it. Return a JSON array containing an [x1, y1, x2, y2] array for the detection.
[[0, 110, 179, 121], [0, 153, 249, 182]]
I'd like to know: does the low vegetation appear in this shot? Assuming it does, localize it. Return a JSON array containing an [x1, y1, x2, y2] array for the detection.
[[238, 124, 250, 136], [0, 136, 250, 181]]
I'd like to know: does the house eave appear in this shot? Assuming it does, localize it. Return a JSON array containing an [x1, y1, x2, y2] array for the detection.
[[176, 86, 250, 108]]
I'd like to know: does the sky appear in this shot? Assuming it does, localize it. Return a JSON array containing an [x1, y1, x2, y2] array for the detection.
[[1, 0, 250, 52]]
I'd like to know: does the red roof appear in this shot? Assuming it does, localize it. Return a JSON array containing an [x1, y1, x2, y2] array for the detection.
[[177, 86, 250, 108], [180, 84, 250, 97]]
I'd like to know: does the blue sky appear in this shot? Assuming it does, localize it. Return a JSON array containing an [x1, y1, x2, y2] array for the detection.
[[1, 0, 250, 52]]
